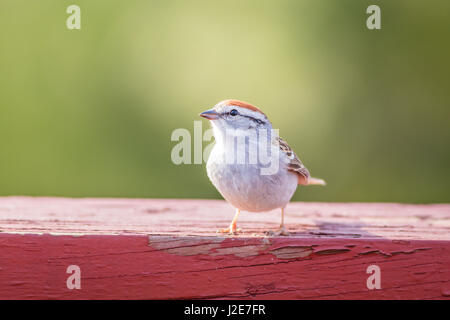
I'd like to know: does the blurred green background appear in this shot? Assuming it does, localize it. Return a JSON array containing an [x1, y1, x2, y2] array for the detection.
[[0, 0, 449, 203]]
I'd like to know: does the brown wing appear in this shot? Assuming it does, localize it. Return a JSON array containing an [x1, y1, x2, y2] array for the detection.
[[276, 137, 310, 185]]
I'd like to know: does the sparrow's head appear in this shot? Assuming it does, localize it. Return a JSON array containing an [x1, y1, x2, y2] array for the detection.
[[200, 100, 272, 134]]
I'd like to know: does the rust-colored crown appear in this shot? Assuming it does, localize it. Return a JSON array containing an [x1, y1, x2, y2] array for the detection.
[[217, 99, 265, 115]]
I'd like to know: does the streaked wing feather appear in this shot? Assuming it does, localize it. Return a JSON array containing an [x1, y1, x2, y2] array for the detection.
[[276, 136, 310, 185]]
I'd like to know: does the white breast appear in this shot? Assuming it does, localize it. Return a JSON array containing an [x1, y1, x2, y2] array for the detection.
[[206, 140, 298, 212]]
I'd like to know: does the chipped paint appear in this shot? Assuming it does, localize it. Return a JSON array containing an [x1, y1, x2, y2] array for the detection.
[[211, 245, 270, 257], [164, 243, 222, 256], [148, 236, 274, 257], [358, 249, 392, 257], [148, 236, 223, 249], [390, 248, 432, 255], [148, 235, 224, 256], [270, 246, 314, 259], [314, 248, 351, 255]]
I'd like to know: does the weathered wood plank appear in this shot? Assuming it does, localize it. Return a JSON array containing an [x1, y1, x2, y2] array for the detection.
[[0, 197, 449, 299], [0, 197, 449, 239]]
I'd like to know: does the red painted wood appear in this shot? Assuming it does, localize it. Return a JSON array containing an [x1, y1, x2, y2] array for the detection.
[[0, 197, 449, 299]]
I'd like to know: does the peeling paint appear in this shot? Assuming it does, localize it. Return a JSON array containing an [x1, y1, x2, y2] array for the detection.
[[211, 245, 270, 257], [358, 249, 392, 257], [164, 243, 221, 256], [390, 248, 432, 255], [148, 236, 224, 256], [270, 246, 314, 259], [148, 236, 273, 257], [314, 248, 351, 255], [148, 236, 223, 250]]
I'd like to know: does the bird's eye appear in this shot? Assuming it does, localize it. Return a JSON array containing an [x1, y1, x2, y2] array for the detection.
[[230, 109, 238, 116]]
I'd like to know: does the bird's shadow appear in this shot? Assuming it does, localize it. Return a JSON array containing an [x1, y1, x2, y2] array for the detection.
[[286, 220, 382, 239]]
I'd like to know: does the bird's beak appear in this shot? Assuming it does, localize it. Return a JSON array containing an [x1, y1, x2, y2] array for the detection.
[[199, 109, 219, 120]]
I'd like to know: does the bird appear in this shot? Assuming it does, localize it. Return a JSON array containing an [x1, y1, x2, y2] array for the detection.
[[200, 99, 325, 235]]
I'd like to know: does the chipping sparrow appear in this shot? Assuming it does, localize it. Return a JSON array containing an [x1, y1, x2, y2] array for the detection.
[[200, 99, 325, 235]]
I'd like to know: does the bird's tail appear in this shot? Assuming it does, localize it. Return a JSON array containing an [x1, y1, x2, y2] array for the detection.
[[307, 177, 326, 186]]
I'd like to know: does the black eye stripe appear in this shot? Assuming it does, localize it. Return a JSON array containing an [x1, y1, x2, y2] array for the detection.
[[222, 110, 266, 125], [241, 114, 265, 124]]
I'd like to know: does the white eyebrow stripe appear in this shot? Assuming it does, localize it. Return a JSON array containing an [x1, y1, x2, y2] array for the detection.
[[239, 109, 267, 122]]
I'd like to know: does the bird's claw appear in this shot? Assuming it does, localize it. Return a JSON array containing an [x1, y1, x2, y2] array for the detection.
[[217, 226, 241, 235], [265, 226, 291, 236]]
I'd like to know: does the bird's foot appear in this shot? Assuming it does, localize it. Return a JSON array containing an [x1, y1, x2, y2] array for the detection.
[[265, 226, 291, 236], [217, 224, 241, 235]]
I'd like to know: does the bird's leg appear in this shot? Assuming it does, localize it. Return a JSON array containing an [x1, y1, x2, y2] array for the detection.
[[278, 207, 290, 235], [267, 207, 290, 236], [218, 208, 241, 234]]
